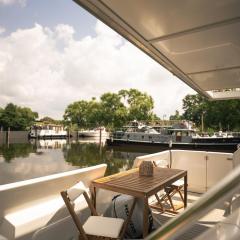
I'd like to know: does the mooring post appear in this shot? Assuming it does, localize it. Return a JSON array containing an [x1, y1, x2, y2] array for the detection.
[[35, 127, 37, 139], [7, 127, 10, 146], [99, 127, 102, 144], [67, 128, 70, 144], [76, 128, 79, 141], [0, 126, 3, 143]]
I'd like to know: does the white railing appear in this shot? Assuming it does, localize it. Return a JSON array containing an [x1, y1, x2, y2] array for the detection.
[[147, 164, 240, 240], [134, 150, 233, 193]]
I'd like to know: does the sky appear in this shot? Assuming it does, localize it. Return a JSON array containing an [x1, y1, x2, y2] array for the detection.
[[0, 0, 195, 119]]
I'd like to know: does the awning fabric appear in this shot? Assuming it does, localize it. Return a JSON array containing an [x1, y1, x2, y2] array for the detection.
[[74, 0, 240, 100]]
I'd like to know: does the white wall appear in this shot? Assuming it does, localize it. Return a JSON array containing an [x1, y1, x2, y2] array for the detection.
[[133, 150, 233, 193]]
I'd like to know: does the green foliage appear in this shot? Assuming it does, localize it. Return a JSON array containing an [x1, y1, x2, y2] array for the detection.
[[40, 116, 57, 124], [100, 92, 128, 129], [182, 94, 207, 126], [181, 94, 240, 131], [0, 103, 38, 130], [62, 142, 134, 175], [63, 89, 155, 129], [0, 143, 37, 162], [119, 89, 154, 121], [169, 110, 183, 120], [63, 100, 89, 128]]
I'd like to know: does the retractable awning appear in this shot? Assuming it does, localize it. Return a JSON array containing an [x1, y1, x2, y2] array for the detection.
[[74, 0, 240, 100]]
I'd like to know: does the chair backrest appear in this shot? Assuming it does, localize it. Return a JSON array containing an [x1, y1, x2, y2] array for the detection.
[[60, 181, 97, 239], [233, 147, 240, 168]]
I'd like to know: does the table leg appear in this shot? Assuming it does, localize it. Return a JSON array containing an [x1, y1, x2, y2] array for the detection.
[[143, 197, 149, 238], [184, 174, 188, 208], [90, 185, 96, 209]]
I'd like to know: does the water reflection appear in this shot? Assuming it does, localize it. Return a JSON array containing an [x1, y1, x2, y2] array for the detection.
[[62, 142, 137, 175], [35, 139, 67, 149], [0, 143, 37, 163], [0, 138, 149, 184]]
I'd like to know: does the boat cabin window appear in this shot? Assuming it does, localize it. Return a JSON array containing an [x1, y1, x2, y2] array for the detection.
[[176, 131, 181, 136], [182, 131, 189, 137]]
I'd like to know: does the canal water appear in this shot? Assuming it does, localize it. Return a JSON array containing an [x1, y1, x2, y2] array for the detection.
[[0, 138, 159, 185]]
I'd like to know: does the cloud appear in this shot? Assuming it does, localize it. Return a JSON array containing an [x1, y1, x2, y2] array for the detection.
[[0, 26, 5, 34], [0, 0, 26, 6], [0, 21, 195, 119]]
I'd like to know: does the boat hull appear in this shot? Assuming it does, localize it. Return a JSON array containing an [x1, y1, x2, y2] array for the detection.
[[193, 137, 240, 144], [106, 138, 238, 152], [78, 132, 108, 137], [29, 133, 68, 139]]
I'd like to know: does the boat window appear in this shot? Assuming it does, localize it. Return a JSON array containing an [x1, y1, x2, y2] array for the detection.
[[176, 131, 181, 136]]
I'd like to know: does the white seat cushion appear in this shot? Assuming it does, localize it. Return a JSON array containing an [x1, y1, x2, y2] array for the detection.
[[67, 181, 87, 201], [153, 159, 168, 168], [172, 179, 184, 187], [83, 216, 124, 238]]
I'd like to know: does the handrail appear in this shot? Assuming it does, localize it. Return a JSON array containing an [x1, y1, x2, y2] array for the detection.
[[147, 165, 240, 240]]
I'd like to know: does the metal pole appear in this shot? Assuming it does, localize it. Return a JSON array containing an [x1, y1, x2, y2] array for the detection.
[[99, 127, 102, 144], [7, 127, 10, 147]]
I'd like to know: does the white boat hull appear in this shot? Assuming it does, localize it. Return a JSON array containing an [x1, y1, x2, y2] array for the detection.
[[29, 129, 68, 138], [78, 130, 108, 138]]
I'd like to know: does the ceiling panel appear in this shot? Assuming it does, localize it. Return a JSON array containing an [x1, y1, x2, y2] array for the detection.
[[74, 0, 240, 99], [207, 90, 240, 99], [188, 68, 240, 91], [153, 22, 240, 73], [103, 0, 240, 41]]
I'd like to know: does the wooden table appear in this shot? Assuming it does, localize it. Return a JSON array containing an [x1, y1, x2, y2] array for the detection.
[[91, 167, 187, 238]]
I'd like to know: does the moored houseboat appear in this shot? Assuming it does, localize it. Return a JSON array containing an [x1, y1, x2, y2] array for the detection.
[[107, 121, 239, 151], [29, 123, 68, 139]]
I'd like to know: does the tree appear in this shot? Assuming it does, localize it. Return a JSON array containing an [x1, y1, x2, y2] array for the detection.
[[170, 110, 183, 120], [63, 100, 89, 128], [63, 89, 157, 129], [181, 94, 240, 131], [40, 116, 56, 123], [0, 107, 3, 118], [182, 94, 207, 126], [119, 88, 154, 121], [100, 92, 128, 128], [0, 103, 38, 130]]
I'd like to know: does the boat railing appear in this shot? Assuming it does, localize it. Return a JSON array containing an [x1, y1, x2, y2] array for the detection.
[[147, 164, 240, 240]]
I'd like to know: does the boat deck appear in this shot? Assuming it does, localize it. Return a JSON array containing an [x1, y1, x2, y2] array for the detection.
[[151, 192, 225, 239]]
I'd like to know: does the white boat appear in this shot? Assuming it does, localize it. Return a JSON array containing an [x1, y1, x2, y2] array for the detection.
[[29, 124, 68, 139], [1, 1, 240, 239], [78, 127, 108, 138]]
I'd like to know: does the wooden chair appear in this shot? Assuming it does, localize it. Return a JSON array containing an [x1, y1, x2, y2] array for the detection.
[[153, 160, 185, 213], [61, 181, 136, 240]]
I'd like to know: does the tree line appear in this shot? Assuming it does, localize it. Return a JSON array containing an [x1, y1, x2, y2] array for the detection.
[[63, 89, 157, 129], [0, 103, 38, 131], [170, 94, 240, 132], [1, 91, 240, 132]]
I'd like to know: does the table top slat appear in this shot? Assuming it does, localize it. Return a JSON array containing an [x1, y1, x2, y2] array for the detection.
[[92, 167, 187, 197]]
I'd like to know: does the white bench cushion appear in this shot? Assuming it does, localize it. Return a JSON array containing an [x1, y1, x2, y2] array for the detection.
[[83, 216, 124, 238]]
